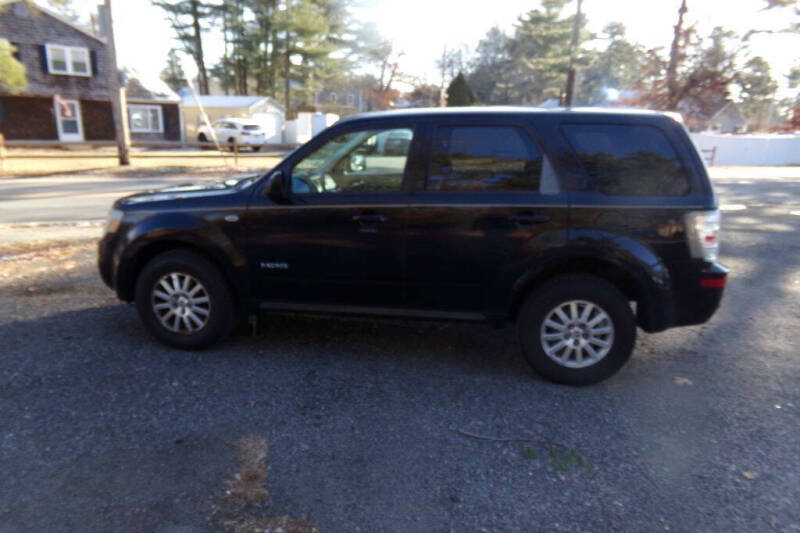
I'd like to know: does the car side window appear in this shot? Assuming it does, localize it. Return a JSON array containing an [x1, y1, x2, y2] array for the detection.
[[562, 124, 691, 196], [427, 125, 543, 192], [290, 127, 413, 194]]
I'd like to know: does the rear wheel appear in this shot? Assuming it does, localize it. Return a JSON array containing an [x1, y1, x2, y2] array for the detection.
[[517, 275, 636, 385], [134, 250, 234, 349]]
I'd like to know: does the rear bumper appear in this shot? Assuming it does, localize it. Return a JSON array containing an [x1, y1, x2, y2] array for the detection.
[[637, 262, 727, 332], [673, 262, 728, 327]]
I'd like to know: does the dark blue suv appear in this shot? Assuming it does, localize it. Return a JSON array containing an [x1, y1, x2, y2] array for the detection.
[[99, 107, 727, 385]]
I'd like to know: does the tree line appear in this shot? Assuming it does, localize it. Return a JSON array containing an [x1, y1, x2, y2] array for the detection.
[[459, 0, 799, 129], [1, 0, 797, 130], [155, 0, 404, 116]]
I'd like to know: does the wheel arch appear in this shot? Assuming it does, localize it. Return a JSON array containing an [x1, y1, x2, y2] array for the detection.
[[115, 235, 245, 308], [509, 255, 673, 332]]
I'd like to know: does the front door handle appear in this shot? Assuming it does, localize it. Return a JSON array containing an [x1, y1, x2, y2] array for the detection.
[[510, 213, 550, 228]]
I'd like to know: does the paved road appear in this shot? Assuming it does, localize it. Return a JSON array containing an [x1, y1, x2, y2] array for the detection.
[[0, 175, 227, 224], [1, 178, 799, 532]]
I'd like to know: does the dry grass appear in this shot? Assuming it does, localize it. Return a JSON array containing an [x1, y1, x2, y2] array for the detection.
[[0, 239, 95, 286], [214, 436, 318, 533], [225, 436, 270, 503]]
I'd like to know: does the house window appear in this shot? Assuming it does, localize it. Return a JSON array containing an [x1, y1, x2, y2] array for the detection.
[[128, 105, 163, 133], [45, 44, 91, 76]]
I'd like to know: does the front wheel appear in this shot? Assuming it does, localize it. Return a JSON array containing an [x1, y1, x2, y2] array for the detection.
[[517, 275, 636, 386], [134, 250, 235, 349]]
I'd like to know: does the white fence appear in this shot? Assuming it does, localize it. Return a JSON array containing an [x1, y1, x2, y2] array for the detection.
[[283, 112, 339, 144], [690, 133, 800, 166]]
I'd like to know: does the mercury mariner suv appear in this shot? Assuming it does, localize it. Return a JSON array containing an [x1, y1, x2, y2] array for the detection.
[[99, 107, 727, 385]]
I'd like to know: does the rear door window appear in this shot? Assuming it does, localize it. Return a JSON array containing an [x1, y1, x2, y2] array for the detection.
[[562, 124, 690, 196], [427, 125, 543, 192]]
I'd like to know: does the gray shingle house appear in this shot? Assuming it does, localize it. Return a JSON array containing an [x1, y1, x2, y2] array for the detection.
[[0, 0, 181, 142]]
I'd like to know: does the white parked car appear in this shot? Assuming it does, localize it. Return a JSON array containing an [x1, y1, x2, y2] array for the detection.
[[197, 118, 267, 151]]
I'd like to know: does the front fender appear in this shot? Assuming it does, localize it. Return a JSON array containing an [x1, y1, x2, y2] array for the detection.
[[112, 212, 246, 301]]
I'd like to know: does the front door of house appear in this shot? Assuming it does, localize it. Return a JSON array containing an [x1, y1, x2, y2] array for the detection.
[[54, 99, 83, 141]]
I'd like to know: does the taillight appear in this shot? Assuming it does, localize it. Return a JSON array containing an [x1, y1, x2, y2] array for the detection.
[[684, 209, 720, 262]]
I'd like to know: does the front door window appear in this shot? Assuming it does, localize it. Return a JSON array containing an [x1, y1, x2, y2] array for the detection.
[[54, 98, 83, 141], [291, 127, 414, 194]]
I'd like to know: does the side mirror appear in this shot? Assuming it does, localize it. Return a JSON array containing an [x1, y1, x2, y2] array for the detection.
[[266, 170, 287, 203]]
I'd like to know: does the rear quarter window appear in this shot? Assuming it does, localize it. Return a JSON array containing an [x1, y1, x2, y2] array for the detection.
[[562, 124, 691, 196]]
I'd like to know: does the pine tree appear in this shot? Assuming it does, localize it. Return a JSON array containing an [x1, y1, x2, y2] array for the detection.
[[161, 49, 187, 91], [508, 0, 584, 104], [446, 72, 476, 106], [578, 23, 645, 104], [736, 56, 779, 129], [153, 0, 216, 95], [274, 0, 343, 114], [468, 27, 512, 104]]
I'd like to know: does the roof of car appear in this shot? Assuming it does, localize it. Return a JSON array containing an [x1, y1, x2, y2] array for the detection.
[[214, 118, 260, 125], [338, 106, 673, 124]]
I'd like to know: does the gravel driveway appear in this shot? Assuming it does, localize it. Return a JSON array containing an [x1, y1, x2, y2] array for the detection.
[[1, 178, 799, 532]]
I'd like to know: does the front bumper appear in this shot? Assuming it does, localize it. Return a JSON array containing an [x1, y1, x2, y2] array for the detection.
[[98, 234, 115, 290]]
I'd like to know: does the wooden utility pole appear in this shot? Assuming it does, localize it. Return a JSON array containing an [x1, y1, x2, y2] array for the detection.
[[100, 0, 130, 165], [564, 0, 583, 107]]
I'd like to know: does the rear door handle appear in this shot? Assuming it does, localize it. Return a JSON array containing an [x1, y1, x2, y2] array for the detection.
[[510, 213, 550, 227], [352, 213, 387, 232], [352, 214, 388, 223]]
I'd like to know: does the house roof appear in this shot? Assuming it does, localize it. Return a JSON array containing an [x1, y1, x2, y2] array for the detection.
[[124, 69, 180, 103], [180, 94, 284, 111], [0, 0, 106, 43], [709, 101, 747, 125]]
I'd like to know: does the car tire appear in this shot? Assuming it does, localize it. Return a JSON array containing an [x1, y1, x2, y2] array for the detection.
[[252, 146, 261, 152], [134, 250, 235, 349], [198, 133, 208, 142], [517, 275, 636, 386]]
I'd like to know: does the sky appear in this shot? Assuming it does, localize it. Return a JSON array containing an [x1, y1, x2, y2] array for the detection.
[[63, 0, 800, 95]]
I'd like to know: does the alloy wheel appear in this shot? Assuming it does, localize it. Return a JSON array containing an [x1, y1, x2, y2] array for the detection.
[[539, 299, 615, 368], [151, 272, 211, 334]]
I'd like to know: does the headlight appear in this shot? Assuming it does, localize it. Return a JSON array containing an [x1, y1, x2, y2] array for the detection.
[[684, 209, 720, 262], [105, 208, 124, 234]]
